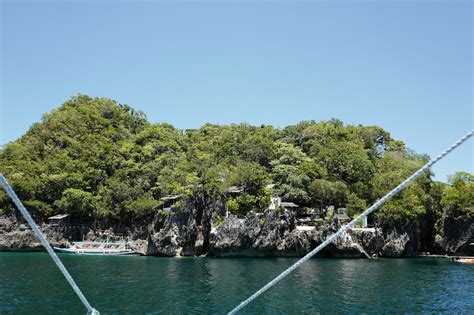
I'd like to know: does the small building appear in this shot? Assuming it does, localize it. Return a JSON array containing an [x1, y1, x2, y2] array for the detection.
[[280, 201, 299, 211], [47, 214, 70, 228], [227, 186, 244, 194], [296, 216, 314, 226], [336, 207, 348, 215], [333, 213, 350, 224], [160, 194, 183, 212]]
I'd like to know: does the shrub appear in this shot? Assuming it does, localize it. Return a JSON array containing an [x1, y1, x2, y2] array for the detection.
[[313, 218, 324, 226], [213, 215, 224, 228], [24, 200, 54, 216]]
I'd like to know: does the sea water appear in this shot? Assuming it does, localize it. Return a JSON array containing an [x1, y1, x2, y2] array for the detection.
[[0, 253, 472, 314]]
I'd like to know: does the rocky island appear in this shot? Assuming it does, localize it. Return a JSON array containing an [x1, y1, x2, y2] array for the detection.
[[1, 95, 472, 257]]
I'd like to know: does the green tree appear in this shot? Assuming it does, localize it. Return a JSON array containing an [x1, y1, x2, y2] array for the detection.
[[55, 188, 97, 217], [270, 142, 313, 205], [0, 94, 463, 232], [308, 179, 348, 209], [441, 172, 474, 212]]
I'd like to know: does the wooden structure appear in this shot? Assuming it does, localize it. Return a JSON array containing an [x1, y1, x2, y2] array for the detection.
[[227, 186, 244, 194], [280, 201, 299, 210], [333, 213, 350, 224], [160, 194, 183, 212], [336, 207, 347, 214], [47, 214, 70, 228]]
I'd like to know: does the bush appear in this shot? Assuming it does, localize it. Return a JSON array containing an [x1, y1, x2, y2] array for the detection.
[[54, 188, 96, 217], [352, 213, 365, 228], [313, 218, 324, 226], [24, 200, 53, 216], [225, 198, 239, 215], [324, 208, 334, 220], [441, 172, 474, 210], [213, 215, 224, 228], [275, 205, 281, 214], [226, 194, 259, 217], [125, 198, 159, 216]]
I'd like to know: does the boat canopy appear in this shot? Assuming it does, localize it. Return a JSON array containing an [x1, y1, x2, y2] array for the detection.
[[72, 241, 129, 246]]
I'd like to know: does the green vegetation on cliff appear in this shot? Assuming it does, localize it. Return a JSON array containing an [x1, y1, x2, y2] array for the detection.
[[0, 95, 472, 227]]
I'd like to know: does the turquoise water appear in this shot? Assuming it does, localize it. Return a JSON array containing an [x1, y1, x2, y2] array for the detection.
[[0, 253, 473, 314]]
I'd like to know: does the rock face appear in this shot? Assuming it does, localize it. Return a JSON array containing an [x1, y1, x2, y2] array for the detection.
[[146, 195, 225, 257], [433, 208, 473, 255], [207, 210, 301, 257], [0, 214, 69, 251], [1, 201, 472, 258], [378, 222, 418, 257], [209, 211, 381, 258]]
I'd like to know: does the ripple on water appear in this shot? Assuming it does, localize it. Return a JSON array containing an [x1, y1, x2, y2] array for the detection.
[[0, 253, 473, 314]]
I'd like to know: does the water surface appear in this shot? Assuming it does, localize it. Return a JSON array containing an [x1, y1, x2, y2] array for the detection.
[[0, 253, 472, 314]]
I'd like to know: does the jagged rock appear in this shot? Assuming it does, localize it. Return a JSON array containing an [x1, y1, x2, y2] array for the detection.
[[151, 226, 182, 257], [1, 200, 472, 258], [147, 195, 225, 257], [207, 209, 295, 257], [380, 232, 410, 257], [0, 228, 43, 251], [129, 239, 148, 255], [349, 228, 384, 256], [170, 205, 198, 257], [85, 230, 96, 241], [379, 222, 419, 257], [434, 208, 473, 255], [193, 227, 205, 256], [209, 210, 369, 258], [208, 214, 261, 257], [325, 231, 366, 258], [252, 210, 295, 256], [276, 229, 316, 257], [0, 215, 69, 251]]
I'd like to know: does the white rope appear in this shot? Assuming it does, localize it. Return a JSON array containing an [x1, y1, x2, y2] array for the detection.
[[0, 173, 100, 315], [228, 129, 473, 315]]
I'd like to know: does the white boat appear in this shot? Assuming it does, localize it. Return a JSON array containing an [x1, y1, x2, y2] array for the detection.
[[54, 241, 136, 255], [452, 256, 474, 264]]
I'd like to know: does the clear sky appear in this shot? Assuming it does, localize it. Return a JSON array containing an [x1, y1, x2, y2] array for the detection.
[[1, 0, 472, 182]]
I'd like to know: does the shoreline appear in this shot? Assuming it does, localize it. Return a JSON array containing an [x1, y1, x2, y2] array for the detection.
[[2, 250, 474, 263], [2, 209, 473, 258]]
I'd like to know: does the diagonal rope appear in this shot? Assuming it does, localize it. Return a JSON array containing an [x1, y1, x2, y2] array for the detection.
[[228, 129, 473, 315], [0, 173, 100, 315]]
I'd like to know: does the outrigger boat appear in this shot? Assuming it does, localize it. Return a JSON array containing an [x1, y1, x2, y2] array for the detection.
[[451, 256, 474, 264], [54, 241, 135, 255]]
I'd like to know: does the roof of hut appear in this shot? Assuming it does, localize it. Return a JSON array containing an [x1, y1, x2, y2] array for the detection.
[[47, 214, 70, 220]]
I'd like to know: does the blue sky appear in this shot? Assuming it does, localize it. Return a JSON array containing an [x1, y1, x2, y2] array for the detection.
[[1, 0, 472, 182]]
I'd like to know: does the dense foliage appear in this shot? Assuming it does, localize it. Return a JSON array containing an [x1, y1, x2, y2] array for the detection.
[[0, 95, 472, 227], [439, 172, 474, 220]]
